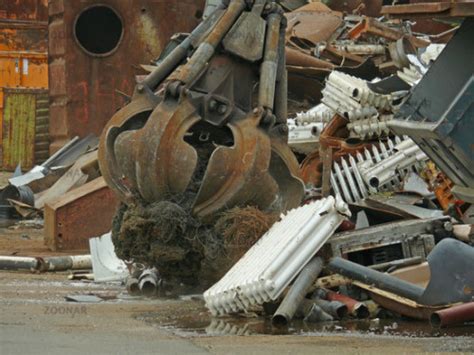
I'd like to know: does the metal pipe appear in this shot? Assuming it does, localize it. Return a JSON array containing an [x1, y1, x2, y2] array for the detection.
[[274, 19, 287, 125], [138, 268, 160, 297], [296, 299, 333, 322], [430, 302, 474, 328], [176, 0, 246, 85], [258, 13, 281, 111], [142, 5, 224, 90], [126, 277, 140, 296], [272, 257, 324, 327], [0, 256, 38, 271], [313, 298, 348, 319], [37, 255, 92, 272], [316, 288, 369, 319], [370, 256, 423, 272], [328, 257, 425, 302]]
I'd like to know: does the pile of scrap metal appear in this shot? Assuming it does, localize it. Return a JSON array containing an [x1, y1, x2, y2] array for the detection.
[[200, 3, 474, 330], [0, 134, 99, 218], [0, 135, 119, 251], [92, 0, 473, 328]]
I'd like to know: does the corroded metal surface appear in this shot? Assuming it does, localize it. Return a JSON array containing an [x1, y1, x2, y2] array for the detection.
[[382, 1, 474, 18], [48, 0, 205, 153], [99, 1, 304, 222]]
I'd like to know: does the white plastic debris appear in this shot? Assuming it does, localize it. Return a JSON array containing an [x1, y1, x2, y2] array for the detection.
[[89, 232, 129, 282], [203, 196, 350, 316]]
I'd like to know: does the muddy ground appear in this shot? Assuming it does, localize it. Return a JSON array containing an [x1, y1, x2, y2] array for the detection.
[[1, 224, 473, 354], [1, 271, 473, 355]]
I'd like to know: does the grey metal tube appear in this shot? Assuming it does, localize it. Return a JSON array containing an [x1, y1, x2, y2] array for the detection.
[[303, 303, 333, 323], [328, 257, 425, 302], [0, 256, 38, 271], [313, 298, 348, 319], [258, 13, 281, 111], [274, 20, 287, 124], [142, 6, 225, 90], [272, 257, 324, 327]]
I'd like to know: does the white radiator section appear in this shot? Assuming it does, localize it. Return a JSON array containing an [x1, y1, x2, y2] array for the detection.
[[321, 71, 392, 121], [295, 103, 335, 125], [358, 138, 428, 188], [347, 115, 391, 139], [288, 119, 323, 155], [203, 196, 350, 316], [331, 137, 428, 203]]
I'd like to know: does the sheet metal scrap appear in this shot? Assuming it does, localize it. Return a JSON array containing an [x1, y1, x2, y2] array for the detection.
[[382, 1, 474, 19], [98, 0, 304, 222]]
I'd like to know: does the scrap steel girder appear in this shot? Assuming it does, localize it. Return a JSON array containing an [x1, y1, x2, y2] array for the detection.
[[98, 0, 304, 222]]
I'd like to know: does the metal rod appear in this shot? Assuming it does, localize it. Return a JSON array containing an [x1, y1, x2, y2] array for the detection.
[[328, 257, 425, 302], [272, 257, 324, 327], [258, 12, 281, 111], [274, 19, 287, 124]]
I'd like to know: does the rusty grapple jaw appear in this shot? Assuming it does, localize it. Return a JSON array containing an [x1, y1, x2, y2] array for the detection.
[[98, 0, 304, 222]]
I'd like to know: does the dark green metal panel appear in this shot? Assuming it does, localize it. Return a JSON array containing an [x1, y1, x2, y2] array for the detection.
[[2, 88, 48, 170]]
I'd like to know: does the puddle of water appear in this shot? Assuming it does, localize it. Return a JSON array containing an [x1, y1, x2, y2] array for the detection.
[[138, 309, 474, 338]]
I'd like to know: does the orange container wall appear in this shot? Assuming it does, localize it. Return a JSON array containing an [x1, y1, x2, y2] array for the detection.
[[0, 52, 48, 88]]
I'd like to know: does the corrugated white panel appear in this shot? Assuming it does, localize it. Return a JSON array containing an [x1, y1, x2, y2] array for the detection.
[[204, 196, 350, 316]]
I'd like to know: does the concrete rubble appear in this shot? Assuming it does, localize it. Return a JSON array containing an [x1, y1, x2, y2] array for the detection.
[[0, 1, 473, 350]]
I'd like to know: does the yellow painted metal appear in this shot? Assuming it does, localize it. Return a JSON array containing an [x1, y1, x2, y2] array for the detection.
[[2, 88, 37, 170]]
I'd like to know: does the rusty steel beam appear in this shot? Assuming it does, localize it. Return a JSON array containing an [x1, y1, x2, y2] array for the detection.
[[348, 16, 429, 47], [382, 1, 474, 18]]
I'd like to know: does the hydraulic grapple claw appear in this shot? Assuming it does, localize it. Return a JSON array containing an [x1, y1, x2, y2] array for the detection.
[[98, 0, 304, 222]]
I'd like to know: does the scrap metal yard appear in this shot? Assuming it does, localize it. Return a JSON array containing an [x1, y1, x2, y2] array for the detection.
[[0, 0, 473, 354]]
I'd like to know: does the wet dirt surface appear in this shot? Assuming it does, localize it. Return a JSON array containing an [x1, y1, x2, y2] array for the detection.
[[1, 269, 474, 354], [140, 303, 474, 338]]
